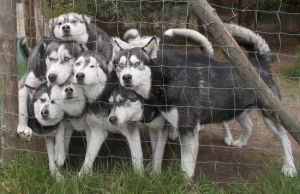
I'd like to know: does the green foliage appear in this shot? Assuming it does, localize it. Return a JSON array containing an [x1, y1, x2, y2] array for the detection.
[[281, 46, 300, 78], [42, 1, 191, 35]]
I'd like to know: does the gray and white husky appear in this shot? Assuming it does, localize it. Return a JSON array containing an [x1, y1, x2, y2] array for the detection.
[[72, 51, 144, 175], [51, 79, 92, 174], [113, 24, 297, 179], [49, 12, 113, 64], [17, 39, 86, 141], [26, 82, 65, 181]]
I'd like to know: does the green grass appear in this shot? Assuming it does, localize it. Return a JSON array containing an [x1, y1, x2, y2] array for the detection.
[[0, 152, 299, 194], [280, 46, 300, 78]]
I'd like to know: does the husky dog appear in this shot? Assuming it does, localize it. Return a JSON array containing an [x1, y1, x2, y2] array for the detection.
[[51, 80, 89, 169], [72, 51, 143, 175], [113, 26, 296, 178], [27, 82, 65, 181], [108, 87, 168, 173], [49, 12, 113, 64], [17, 39, 86, 141]]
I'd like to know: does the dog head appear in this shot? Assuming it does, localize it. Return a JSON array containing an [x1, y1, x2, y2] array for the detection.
[[46, 41, 87, 85], [51, 80, 86, 117], [113, 38, 158, 96], [73, 51, 108, 85], [49, 12, 91, 43], [28, 83, 64, 126], [108, 87, 143, 126]]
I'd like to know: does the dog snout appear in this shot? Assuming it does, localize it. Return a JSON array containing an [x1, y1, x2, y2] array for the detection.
[[48, 74, 57, 83], [122, 74, 132, 82], [76, 73, 85, 82], [65, 87, 73, 94], [109, 116, 118, 125], [41, 109, 49, 119], [62, 25, 70, 32]]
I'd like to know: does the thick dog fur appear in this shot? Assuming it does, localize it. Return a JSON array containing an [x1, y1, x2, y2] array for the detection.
[[113, 25, 297, 178], [72, 51, 143, 175], [17, 39, 86, 141], [49, 12, 113, 63]]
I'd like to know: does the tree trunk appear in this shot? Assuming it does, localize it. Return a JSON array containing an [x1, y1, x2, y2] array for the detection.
[[24, 0, 36, 48]]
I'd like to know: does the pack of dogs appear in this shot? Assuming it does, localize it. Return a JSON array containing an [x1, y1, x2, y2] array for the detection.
[[17, 12, 297, 181]]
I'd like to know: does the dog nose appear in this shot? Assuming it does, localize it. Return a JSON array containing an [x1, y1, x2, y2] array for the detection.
[[76, 73, 85, 81], [62, 25, 70, 32], [122, 74, 132, 82], [109, 116, 118, 125], [41, 109, 49, 119], [65, 87, 73, 94], [48, 74, 57, 83]]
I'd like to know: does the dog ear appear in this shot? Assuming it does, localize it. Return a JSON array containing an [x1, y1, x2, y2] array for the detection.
[[79, 43, 88, 51], [25, 84, 37, 100], [82, 14, 92, 24], [47, 18, 58, 29], [143, 37, 158, 59]]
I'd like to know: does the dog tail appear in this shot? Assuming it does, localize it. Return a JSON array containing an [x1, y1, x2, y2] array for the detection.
[[164, 28, 214, 56], [123, 29, 140, 42], [224, 23, 271, 62], [20, 37, 31, 59]]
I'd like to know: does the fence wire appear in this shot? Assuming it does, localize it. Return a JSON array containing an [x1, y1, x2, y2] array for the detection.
[[1, 0, 300, 184]]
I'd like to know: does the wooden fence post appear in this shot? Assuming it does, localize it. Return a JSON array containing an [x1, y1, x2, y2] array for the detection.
[[189, 0, 300, 143], [0, 0, 20, 167]]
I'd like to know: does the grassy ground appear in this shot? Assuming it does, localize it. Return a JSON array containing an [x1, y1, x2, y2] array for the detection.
[[0, 151, 299, 194]]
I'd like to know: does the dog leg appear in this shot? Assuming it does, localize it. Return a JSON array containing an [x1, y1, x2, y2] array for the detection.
[[262, 116, 297, 177], [232, 112, 253, 147], [17, 87, 32, 141], [151, 127, 168, 173], [45, 136, 63, 182], [54, 123, 66, 167], [179, 127, 199, 181], [63, 123, 74, 156], [222, 122, 233, 146], [78, 115, 107, 176], [121, 124, 144, 173]]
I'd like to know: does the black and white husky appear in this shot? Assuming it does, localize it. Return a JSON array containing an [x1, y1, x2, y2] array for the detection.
[[113, 25, 297, 178], [17, 39, 86, 140], [26, 82, 65, 181], [72, 51, 144, 175], [49, 12, 114, 64]]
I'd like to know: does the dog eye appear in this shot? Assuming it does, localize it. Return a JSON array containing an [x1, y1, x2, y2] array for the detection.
[[118, 63, 124, 68], [49, 57, 57, 62], [90, 65, 95, 68], [119, 99, 126, 104], [57, 22, 62, 26], [64, 57, 72, 62], [135, 62, 141, 66], [51, 100, 55, 104], [71, 20, 77, 24], [75, 62, 81, 66], [40, 98, 46, 103]]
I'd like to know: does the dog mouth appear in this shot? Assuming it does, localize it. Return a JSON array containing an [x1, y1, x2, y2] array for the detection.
[[65, 96, 77, 100]]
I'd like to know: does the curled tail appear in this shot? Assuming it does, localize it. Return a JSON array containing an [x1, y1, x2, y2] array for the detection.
[[123, 29, 140, 42], [224, 23, 271, 62], [20, 37, 31, 59], [164, 28, 214, 56]]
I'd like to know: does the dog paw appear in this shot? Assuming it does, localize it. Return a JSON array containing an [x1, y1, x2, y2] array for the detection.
[[17, 125, 32, 141], [54, 172, 64, 183], [168, 129, 178, 140], [54, 145, 66, 167], [78, 167, 93, 177], [282, 164, 297, 177], [231, 139, 246, 148], [224, 137, 233, 146]]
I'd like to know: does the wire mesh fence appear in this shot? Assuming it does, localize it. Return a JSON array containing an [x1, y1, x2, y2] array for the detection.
[[1, 0, 300, 186]]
